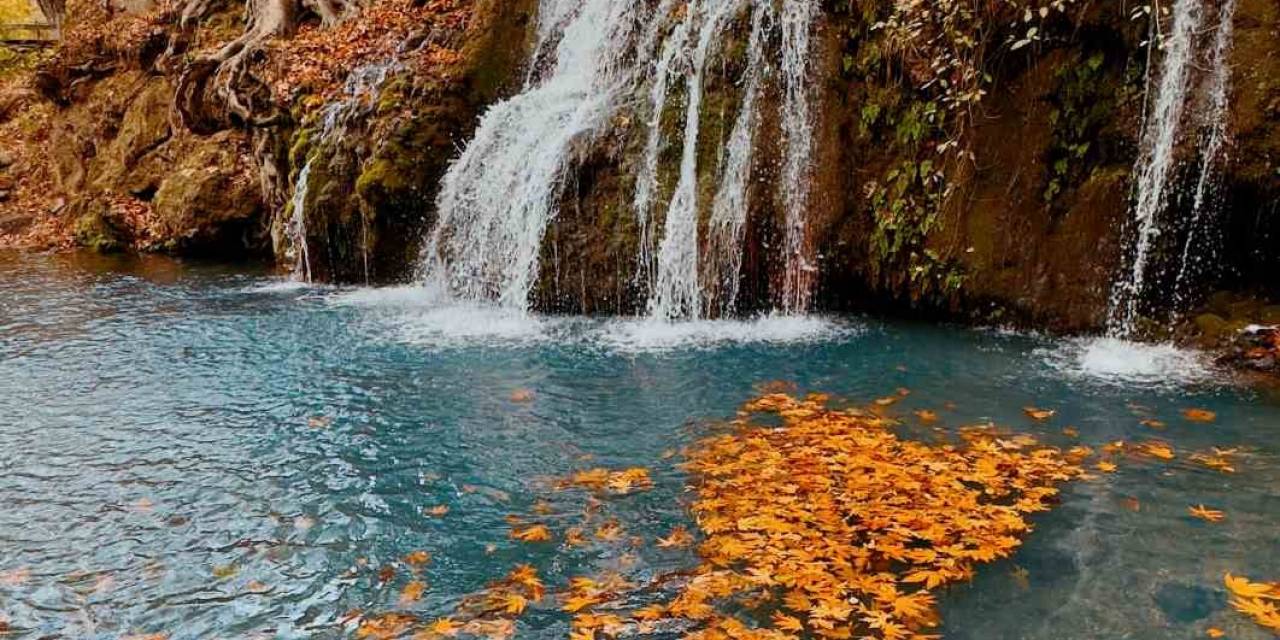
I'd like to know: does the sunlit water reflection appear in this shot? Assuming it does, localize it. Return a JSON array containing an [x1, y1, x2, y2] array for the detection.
[[1, 252, 1278, 639]]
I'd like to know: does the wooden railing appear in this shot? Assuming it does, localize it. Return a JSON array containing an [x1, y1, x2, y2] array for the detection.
[[0, 21, 58, 45]]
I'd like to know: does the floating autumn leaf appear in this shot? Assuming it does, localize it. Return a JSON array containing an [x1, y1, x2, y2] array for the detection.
[[400, 580, 426, 604], [119, 634, 169, 640], [1225, 573, 1280, 633], [1183, 408, 1218, 423], [656, 525, 694, 548], [873, 396, 899, 406], [423, 617, 461, 637], [1140, 419, 1166, 429], [378, 565, 397, 583], [1189, 505, 1226, 523], [1190, 451, 1237, 474], [308, 415, 331, 428], [1224, 573, 1279, 600], [593, 521, 624, 542], [1062, 426, 1079, 437], [1122, 496, 1142, 512], [1206, 627, 1224, 638], [510, 524, 552, 543], [1023, 407, 1056, 421], [561, 467, 653, 496], [1140, 441, 1176, 460], [914, 409, 939, 423], [509, 389, 534, 403], [424, 505, 449, 517], [1095, 461, 1117, 473], [355, 612, 417, 639], [404, 551, 432, 567]]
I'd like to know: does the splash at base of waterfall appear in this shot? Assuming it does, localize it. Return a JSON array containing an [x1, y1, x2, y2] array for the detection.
[[1039, 337, 1214, 387], [328, 285, 853, 352]]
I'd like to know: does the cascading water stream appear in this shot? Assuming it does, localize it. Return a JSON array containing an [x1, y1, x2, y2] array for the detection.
[[419, 0, 646, 310], [418, 0, 819, 321], [778, 0, 818, 313], [287, 161, 315, 283], [704, 1, 772, 316], [648, 0, 746, 321], [1172, 0, 1237, 311], [286, 61, 400, 284], [1107, 0, 1238, 337], [1106, 0, 1204, 337]]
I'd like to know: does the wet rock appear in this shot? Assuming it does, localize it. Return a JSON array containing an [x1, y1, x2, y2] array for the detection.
[[1194, 313, 1232, 347], [71, 200, 127, 253], [151, 132, 264, 255]]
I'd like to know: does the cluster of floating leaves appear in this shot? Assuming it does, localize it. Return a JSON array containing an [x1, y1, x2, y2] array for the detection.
[[1224, 573, 1280, 633], [566, 392, 1086, 640]]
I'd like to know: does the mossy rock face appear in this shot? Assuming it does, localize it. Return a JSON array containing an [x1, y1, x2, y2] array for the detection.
[[71, 200, 126, 253], [1194, 313, 1232, 346], [1258, 305, 1280, 325], [150, 132, 264, 255]]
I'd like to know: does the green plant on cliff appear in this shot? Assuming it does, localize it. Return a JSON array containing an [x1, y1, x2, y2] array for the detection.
[[1042, 50, 1143, 208]]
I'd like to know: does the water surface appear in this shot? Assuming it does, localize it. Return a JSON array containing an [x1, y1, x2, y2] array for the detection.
[[1, 252, 1278, 639]]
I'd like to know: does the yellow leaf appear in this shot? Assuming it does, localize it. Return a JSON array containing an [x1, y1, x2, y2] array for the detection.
[[1182, 408, 1217, 423], [1188, 505, 1225, 523], [511, 524, 552, 542], [399, 580, 426, 604], [1023, 407, 1055, 421]]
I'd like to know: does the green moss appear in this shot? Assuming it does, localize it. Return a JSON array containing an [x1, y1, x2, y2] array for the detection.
[[73, 208, 125, 253]]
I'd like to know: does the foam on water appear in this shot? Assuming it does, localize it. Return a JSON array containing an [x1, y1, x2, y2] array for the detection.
[[1040, 336, 1215, 387], [598, 314, 855, 353], [329, 285, 551, 347], [242, 279, 323, 294]]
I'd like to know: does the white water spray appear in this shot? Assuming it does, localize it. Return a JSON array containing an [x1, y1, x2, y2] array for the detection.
[[778, 0, 818, 313], [420, 0, 645, 310], [1173, 0, 1237, 310], [705, 1, 771, 316], [648, 0, 746, 320], [287, 160, 315, 283], [1107, 0, 1204, 336]]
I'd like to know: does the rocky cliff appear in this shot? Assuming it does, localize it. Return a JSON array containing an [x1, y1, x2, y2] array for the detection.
[[0, 0, 1277, 335]]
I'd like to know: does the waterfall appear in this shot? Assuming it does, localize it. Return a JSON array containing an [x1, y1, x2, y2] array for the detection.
[[1107, 0, 1238, 337], [419, 0, 820, 319], [1107, 0, 1204, 336], [633, 1, 687, 297], [287, 160, 315, 283], [286, 61, 400, 283], [705, 1, 771, 316], [420, 0, 646, 310], [1172, 0, 1237, 311], [645, 0, 819, 319], [778, 0, 818, 313], [648, 0, 745, 321]]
